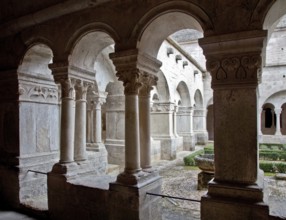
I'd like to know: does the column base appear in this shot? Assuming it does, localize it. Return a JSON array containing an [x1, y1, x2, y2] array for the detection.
[[87, 142, 105, 152], [115, 170, 160, 187], [109, 171, 161, 220], [201, 194, 269, 220], [201, 176, 270, 220]]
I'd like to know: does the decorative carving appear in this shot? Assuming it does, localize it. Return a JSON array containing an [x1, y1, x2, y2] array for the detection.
[[18, 84, 58, 103], [151, 102, 176, 113], [116, 69, 142, 95], [60, 78, 76, 99], [75, 80, 91, 100], [139, 72, 158, 97], [206, 55, 261, 87]]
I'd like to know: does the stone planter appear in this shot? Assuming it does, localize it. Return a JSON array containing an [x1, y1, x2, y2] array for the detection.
[[194, 154, 215, 190]]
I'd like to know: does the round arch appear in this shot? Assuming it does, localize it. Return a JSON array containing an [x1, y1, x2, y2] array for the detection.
[[176, 81, 191, 106], [194, 89, 203, 108], [18, 43, 53, 78], [264, 0, 286, 37], [133, 1, 212, 58], [65, 22, 120, 56], [69, 31, 115, 72], [156, 70, 171, 102]]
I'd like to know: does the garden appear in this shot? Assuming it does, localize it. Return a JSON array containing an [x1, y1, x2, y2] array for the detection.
[[183, 143, 286, 175]]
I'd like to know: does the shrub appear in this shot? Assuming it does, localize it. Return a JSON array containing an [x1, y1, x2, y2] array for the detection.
[[183, 149, 204, 166], [259, 151, 279, 161], [259, 162, 274, 173], [274, 163, 286, 173], [204, 145, 214, 154], [280, 153, 286, 161]]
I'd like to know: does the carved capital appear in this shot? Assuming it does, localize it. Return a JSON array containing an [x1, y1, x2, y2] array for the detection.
[[206, 54, 261, 88], [116, 69, 142, 95], [139, 72, 158, 97], [60, 78, 76, 99], [75, 80, 91, 100]]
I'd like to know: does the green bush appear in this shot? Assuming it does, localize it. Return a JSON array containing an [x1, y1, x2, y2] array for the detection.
[[280, 153, 286, 161], [259, 162, 274, 173], [274, 163, 286, 173], [259, 151, 279, 161], [183, 149, 204, 166], [259, 161, 286, 173], [204, 145, 214, 154]]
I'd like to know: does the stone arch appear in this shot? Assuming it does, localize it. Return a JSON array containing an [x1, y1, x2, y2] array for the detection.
[[18, 43, 53, 78], [134, 1, 211, 58], [156, 70, 171, 102], [176, 81, 191, 106], [194, 89, 203, 108], [263, 0, 286, 38], [65, 22, 120, 59], [136, 12, 204, 58], [69, 31, 115, 73]]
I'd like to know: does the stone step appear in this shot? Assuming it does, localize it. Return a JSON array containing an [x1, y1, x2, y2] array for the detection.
[[107, 164, 120, 176]]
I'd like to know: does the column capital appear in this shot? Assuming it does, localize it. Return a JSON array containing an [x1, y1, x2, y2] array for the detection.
[[110, 49, 161, 95], [199, 30, 267, 89], [274, 108, 282, 115], [74, 79, 91, 100], [139, 72, 158, 97]]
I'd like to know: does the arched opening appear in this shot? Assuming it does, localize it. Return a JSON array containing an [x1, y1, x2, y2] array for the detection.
[[69, 30, 116, 170], [16, 43, 58, 209], [261, 103, 275, 135]]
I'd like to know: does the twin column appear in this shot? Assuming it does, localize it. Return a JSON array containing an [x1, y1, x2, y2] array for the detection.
[[59, 78, 90, 163], [110, 51, 161, 181], [49, 63, 92, 164]]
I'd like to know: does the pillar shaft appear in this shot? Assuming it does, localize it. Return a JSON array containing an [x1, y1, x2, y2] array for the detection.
[[93, 103, 102, 143], [59, 79, 76, 163], [199, 30, 267, 185], [74, 81, 89, 161], [275, 108, 282, 135], [138, 72, 158, 170]]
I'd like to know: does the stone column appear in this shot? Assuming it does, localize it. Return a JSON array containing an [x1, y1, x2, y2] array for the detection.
[[275, 108, 282, 135], [177, 106, 196, 150], [87, 91, 107, 150], [49, 62, 76, 164], [271, 109, 275, 129], [74, 80, 89, 161], [59, 78, 76, 163], [139, 73, 158, 171], [173, 105, 179, 138], [199, 30, 269, 220]]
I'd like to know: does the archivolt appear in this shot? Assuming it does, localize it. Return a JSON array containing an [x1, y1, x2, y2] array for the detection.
[[65, 22, 120, 56], [131, 0, 214, 43]]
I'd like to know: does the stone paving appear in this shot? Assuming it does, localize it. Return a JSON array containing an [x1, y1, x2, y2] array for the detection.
[[1, 150, 285, 220], [153, 151, 286, 220]]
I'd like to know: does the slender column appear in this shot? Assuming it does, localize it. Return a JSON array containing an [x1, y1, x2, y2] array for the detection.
[[139, 73, 158, 170], [59, 78, 76, 163], [173, 105, 179, 137], [275, 108, 282, 135], [271, 109, 275, 129], [74, 80, 89, 161], [121, 72, 142, 174], [86, 100, 93, 143]]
